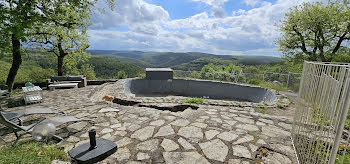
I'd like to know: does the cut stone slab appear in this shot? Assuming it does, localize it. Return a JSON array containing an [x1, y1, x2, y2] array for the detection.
[[114, 130, 127, 137], [190, 122, 207, 128], [170, 119, 190, 127], [115, 137, 132, 147], [113, 147, 131, 161], [232, 145, 251, 159], [66, 136, 80, 143], [224, 120, 237, 126], [178, 137, 195, 150], [178, 126, 203, 139], [131, 126, 155, 141], [137, 152, 150, 160], [233, 135, 254, 145], [150, 120, 165, 126], [228, 159, 249, 164], [217, 132, 238, 142], [163, 152, 210, 164], [199, 139, 228, 162], [101, 128, 113, 134], [161, 139, 180, 151], [51, 160, 71, 164], [259, 118, 274, 124], [261, 126, 291, 138], [249, 144, 259, 152], [136, 139, 159, 151], [205, 130, 220, 140], [154, 125, 175, 137], [110, 123, 122, 129], [234, 117, 254, 124], [67, 122, 88, 132], [99, 107, 119, 113], [236, 124, 259, 131], [278, 122, 292, 130], [262, 152, 292, 164], [128, 124, 141, 132]]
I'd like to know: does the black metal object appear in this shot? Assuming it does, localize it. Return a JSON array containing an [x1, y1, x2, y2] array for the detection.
[[69, 129, 118, 164]]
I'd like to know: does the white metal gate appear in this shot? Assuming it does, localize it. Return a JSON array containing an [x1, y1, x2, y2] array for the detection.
[[292, 61, 350, 164]]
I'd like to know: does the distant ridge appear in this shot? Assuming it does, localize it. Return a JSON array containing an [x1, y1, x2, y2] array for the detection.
[[87, 50, 283, 71]]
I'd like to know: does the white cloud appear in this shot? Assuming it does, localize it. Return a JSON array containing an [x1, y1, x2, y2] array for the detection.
[[191, 0, 229, 6], [242, 0, 260, 7], [91, 0, 169, 31], [89, 0, 317, 56]]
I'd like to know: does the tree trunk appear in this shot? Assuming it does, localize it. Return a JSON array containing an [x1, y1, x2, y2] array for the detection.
[[6, 34, 22, 92], [57, 55, 64, 76]]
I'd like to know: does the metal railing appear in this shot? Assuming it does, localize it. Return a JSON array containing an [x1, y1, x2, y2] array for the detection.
[[173, 70, 302, 92], [292, 61, 350, 164]]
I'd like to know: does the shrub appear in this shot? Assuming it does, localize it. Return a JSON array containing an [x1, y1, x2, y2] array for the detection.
[[183, 97, 204, 104], [248, 79, 262, 85]]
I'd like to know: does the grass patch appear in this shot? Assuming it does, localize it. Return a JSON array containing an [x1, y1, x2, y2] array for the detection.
[[256, 108, 269, 114], [183, 97, 204, 104], [0, 141, 68, 164]]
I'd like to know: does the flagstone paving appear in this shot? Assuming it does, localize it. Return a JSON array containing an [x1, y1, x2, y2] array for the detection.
[[0, 80, 297, 163]]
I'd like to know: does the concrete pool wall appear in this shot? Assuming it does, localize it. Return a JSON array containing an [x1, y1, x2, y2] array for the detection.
[[124, 78, 277, 103]]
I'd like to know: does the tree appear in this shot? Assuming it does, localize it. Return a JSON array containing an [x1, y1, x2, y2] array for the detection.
[[0, 1, 42, 91], [278, 1, 350, 62], [29, 0, 92, 76]]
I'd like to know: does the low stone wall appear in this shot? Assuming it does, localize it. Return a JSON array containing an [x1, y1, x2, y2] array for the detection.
[[125, 78, 277, 103]]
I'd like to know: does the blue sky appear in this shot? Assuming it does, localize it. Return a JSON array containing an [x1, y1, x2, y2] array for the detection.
[[89, 0, 315, 56]]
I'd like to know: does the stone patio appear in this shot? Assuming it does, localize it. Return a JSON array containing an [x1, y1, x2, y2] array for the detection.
[[0, 80, 297, 164]]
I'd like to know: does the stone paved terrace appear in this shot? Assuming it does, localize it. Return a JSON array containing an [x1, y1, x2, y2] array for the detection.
[[0, 80, 297, 164]]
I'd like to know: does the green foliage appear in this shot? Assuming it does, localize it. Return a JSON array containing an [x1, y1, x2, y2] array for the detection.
[[0, 141, 68, 164], [278, 1, 350, 62], [116, 71, 127, 79], [311, 104, 330, 126], [199, 63, 242, 81], [80, 64, 97, 80], [248, 79, 262, 85], [257, 108, 269, 114], [184, 97, 204, 104], [88, 56, 144, 79]]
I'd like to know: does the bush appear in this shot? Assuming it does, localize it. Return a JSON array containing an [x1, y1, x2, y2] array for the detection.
[[183, 97, 204, 104], [248, 79, 262, 85]]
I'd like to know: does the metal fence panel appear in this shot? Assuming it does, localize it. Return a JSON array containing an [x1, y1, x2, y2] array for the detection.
[[292, 61, 350, 164]]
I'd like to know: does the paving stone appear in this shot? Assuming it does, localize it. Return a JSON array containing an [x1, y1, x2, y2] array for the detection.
[[217, 132, 238, 142], [228, 159, 249, 164], [178, 137, 195, 150], [233, 135, 254, 145], [199, 139, 228, 162], [164, 116, 176, 121], [178, 126, 203, 139], [224, 120, 237, 126], [256, 121, 266, 126], [262, 126, 291, 138], [154, 125, 175, 137], [257, 139, 267, 145], [259, 118, 274, 124], [262, 152, 292, 164], [110, 123, 122, 129], [136, 139, 159, 151], [51, 160, 71, 164], [170, 119, 190, 127], [190, 122, 208, 128], [128, 124, 141, 132], [278, 122, 292, 130], [101, 128, 113, 134], [137, 152, 150, 160], [66, 136, 80, 142], [115, 137, 132, 147], [99, 107, 119, 113], [113, 147, 131, 161], [101, 133, 114, 140], [234, 117, 254, 124], [232, 145, 251, 159], [67, 122, 88, 132], [161, 139, 180, 151], [131, 126, 155, 141], [236, 124, 259, 131], [205, 130, 220, 140], [210, 118, 223, 123], [114, 130, 127, 136], [249, 144, 259, 152], [150, 120, 165, 126], [163, 152, 210, 164]]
